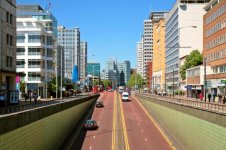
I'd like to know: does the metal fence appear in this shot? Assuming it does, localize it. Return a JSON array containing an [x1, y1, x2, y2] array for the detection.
[[136, 94, 226, 114], [0, 100, 59, 115]]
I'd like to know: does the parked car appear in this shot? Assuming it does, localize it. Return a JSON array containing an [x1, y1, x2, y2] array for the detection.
[[96, 100, 104, 107], [84, 120, 98, 130]]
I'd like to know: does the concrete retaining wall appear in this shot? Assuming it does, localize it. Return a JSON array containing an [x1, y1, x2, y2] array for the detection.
[[136, 94, 226, 150], [0, 95, 99, 150]]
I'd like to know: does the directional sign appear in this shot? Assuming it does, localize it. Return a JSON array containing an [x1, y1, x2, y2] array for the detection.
[[221, 80, 226, 84]]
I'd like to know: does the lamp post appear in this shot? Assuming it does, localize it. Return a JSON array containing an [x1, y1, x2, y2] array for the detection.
[[204, 57, 207, 102], [173, 69, 175, 98], [55, 66, 58, 99], [177, 26, 197, 91]]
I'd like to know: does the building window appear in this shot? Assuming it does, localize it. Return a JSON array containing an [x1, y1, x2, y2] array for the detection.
[[28, 35, 41, 43], [17, 34, 25, 43], [6, 34, 13, 46]]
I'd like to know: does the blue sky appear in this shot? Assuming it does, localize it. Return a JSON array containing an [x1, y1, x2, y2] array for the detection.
[[17, 0, 176, 69]]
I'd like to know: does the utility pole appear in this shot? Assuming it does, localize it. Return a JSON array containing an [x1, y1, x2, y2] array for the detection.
[[60, 48, 62, 99]]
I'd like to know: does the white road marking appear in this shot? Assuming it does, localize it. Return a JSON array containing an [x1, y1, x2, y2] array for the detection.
[[141, 129, 144, 133], [90, 146, 92, 150], [93, 136, 95, 139], [145, 138, 147, 142]]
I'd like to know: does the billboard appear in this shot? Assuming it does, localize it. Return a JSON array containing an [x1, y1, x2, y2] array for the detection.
[[72, 65, 78, 83]]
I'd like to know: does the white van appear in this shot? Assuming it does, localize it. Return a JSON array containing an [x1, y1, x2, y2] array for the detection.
[[122, 92, 129, 101]]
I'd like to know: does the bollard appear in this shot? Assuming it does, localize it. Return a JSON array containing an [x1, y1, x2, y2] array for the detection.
[[51, 96, 52, 100]]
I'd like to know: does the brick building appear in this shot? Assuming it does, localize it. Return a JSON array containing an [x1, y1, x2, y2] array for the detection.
[[203, 0, 226, 96]]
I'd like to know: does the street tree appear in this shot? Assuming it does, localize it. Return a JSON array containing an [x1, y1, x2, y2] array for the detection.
[[127, 73, 145, 89], [180, 50, 203, 80], [102, 79, 111, 87]]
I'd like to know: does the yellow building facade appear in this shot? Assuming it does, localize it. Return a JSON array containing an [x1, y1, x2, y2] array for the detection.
[[152, 19, 166, 91]]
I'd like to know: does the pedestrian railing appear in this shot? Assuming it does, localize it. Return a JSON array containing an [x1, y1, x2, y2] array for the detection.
[[0, 101, 60, 115], [136, 93, 226, 114]]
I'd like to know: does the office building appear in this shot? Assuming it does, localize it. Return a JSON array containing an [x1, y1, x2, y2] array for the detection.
[[165, 0, 210, 93], [58, 26, 80, 80], [0, 0, 16, 92], [117, 61, 131, 85], [143, 19, 153, 80], [16, 5, 57, 98], [54, 45, 65, 80], [152, 12, 168, 92], [80, 41, 87, 83], [136, 36, 144, 78], [203, 0, 226, 96]]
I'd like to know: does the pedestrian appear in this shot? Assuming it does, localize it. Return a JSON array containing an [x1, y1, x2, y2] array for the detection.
[[219, 94, 222, 103], [208, 93, 211, 102], [33, 92, 38, 103], [223, 96, 226, 104]]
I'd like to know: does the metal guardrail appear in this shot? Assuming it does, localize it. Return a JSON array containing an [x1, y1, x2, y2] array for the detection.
[[136, 93, 226, 114], [0, 100, 60, 115]]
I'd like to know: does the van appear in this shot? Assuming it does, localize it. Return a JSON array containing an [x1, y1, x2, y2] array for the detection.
[[122, 92, 129, 101]]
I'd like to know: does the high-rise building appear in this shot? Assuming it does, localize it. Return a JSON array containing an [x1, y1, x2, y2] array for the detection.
[[87, 62, 100, 77], [136, 36, 144, 78], [55, 45, 65, 80], [165, 0, 210, 93], [203, 0, 226, 95], [58, 26, 80, 80], [152, 12, 168, 92], [143, 20, 153, 80], [0, 0, 16, 92], [117, 61, 131, 85], [16, 5, 57, 98], [80, 41, 87, 83]]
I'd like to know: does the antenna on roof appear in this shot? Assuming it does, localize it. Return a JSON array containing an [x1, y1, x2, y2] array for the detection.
[[45, 0, 51, 12]]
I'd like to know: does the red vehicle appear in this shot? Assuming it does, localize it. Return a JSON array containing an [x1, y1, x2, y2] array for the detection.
[[92, 85, 104, 93]]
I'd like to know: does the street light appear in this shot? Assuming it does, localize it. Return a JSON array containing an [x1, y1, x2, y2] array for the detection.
[[163, 25, 197, 93]]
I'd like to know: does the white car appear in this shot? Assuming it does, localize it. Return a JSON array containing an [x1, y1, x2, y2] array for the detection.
[[122, 92, 129, 101]]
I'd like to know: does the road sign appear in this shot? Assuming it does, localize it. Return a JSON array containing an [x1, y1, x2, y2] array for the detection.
[[221, 80, 226, 84]]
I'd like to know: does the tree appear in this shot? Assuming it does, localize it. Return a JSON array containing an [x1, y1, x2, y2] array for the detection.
[[102, 80, 111, 88], [119, 71, 125, 86], [127, 73, 145, 89], [180, 50, 203, 80], [20, 80, 26, 93]]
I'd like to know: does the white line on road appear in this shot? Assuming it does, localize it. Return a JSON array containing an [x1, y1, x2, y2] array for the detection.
[[141, 129, 144, 133], [90, 146, 92, 150], [93, 136, 95, 139], [144, 138, 147, 142]]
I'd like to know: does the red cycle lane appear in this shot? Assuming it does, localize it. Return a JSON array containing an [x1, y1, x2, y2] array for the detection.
[[121, 94, 172, 150], [81, 91, 115, 150]]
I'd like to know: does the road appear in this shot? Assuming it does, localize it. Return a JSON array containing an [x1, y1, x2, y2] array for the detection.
[[81, 91, 173, 150]]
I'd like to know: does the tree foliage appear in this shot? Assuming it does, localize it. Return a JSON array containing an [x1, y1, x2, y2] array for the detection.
[[102, 80, 111, 87], [20, 80, 26, 93], [127, 73, 145, 88], [180, 50, 203, 80]]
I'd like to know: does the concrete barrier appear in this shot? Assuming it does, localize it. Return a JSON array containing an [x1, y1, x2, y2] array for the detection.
[[0, 95, 99, 150], [136, 94, 226, 150]]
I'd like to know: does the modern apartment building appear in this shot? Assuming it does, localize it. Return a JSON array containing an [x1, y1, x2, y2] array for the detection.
[[58, 26, 80, 80], [117, 61, 131, 85], [136, 36, 144, 78], [165, 0, 210, 93], [152, 12, 168, 92], [0, 0, 16, 92], [16, 5, 57, 98], [80, 41, 87, 83], [203, 0, 226, 96]]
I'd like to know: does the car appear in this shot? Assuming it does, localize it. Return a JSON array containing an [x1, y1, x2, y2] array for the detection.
[[122, 92, 129, 101], [84, 120, 98, 130], [96, 100, 104, 107]]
